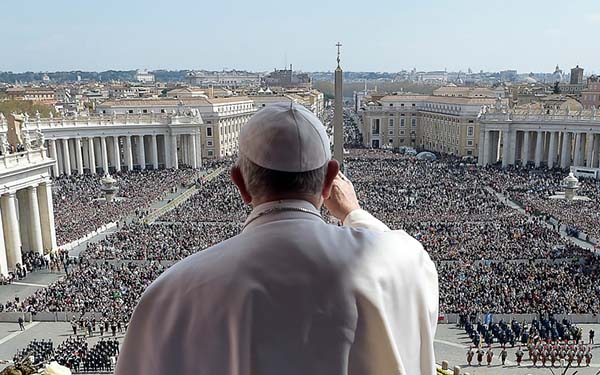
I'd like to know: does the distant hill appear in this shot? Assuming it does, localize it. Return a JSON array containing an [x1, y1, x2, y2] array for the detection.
[[0, 70, 191, 84], [313, 80, 440, 98]]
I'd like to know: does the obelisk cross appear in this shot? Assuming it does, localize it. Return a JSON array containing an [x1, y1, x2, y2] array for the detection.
[[336, 42, 342, 67]]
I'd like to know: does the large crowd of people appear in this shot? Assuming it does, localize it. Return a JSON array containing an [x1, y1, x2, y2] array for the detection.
[[52, 169, 199, 245], [6, 149, 599, 320], [3, 143, 599, 373]]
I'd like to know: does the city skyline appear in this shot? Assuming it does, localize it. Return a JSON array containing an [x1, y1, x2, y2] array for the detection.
[[3, 0, 600, 74]]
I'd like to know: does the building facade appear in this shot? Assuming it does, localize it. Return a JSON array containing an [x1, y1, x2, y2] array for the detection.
[[187, 70, 261, 88], [96, 97, 255, 158], [478, 107, 600, 170], [0, 123, 57, 276], [582, 76, 600, 110], [360, 88, 499, 156]]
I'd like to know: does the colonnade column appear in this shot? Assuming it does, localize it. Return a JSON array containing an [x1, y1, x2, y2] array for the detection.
[[48, 139, 59, 176], [483, 130, 491, 166], [560, 132, 572, 169], [27, 186, 44, 255], [574, 133, 584, 166], [534, 131, 544, 167], [0, 209, 8, 276], [522, 131, 530, 165], [61, 139, 71, 176], [101, 137, 109, 174], [112, 137, 121, 172], [477, 129, 486, 165], [88, 137, 96, 174], [170, 134, 179, 170], [195, 132, 202, 168], [1, 193, 22, 269], [190, 133, 198, 168], [125, 136, 134, 171], [151, 135, 159, 169], [591, 134, 600, 168], [138, 135, 146, 170], [37, 182, 57, 252], [75, 138, 84, 175], [507, 130, 517, 165], [548, 132, 557, 169]]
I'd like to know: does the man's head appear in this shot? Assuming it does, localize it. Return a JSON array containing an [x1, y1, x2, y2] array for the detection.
[[231, 102, 339, 207]]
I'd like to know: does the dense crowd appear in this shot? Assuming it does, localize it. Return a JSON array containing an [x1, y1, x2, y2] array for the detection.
[[4, 147, 599, 358], [477, 167, 600, 240], [81, 222, 241, 261], [52, 169, 199, 245]]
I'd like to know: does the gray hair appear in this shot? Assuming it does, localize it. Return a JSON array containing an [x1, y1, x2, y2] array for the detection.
[[237, 155, 328, 198]]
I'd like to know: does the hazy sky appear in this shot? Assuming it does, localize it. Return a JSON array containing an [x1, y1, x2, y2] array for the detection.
[[3, 0, 600, 73]]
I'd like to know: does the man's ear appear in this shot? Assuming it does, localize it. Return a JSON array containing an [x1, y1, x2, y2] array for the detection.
[[321, 160, 340, 200], [231, 166, 252, 204]]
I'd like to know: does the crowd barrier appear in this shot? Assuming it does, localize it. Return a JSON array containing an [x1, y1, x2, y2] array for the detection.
[[438, 313, 600, 325]]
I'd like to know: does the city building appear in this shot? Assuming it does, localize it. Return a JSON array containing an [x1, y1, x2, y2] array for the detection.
[[360, 87, 500, 156], [262, 66, 311, 88], [478, 106, 600, 170], [96, 96, 255, 158], [135, 69, 155, 83], [0, 114, 58, 276], [570, 65, 584, 84], [5, 87, 56, 105], [187, 70, 261, 88], [581, 75, 600, 109]]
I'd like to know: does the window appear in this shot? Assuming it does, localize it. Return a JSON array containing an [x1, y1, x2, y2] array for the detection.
[[143, 109, 148, 114], [128, 110, 134, 114], [412, 103, 416, 107], [389, 119, 394, 127], [389, 103, 393, 107], [411, 118, 417, 127], [372, 119, 380, 135], [389, 129, 394, 135], [467, 140, 473, 146], [207, 140, 213, 146], [400, 130, 405, 135], [401, 119, 405, 127], [389, 139, 393, 144], [206, 127, 213, 137], [208, 150, 214, 157], [401, 103, 405, 107], [467, 126, 474, 137], [160, 109, 165, 113]]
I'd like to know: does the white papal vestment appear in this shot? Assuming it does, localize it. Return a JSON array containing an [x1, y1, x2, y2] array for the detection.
[[116, 199, 438, 375]]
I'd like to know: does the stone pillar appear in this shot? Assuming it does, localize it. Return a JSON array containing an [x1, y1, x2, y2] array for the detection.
[[112, 136, 121, 172], [61, 138, 71, 176], [75, 138, 84, 175], [88, 137, 96, 174], [0, 209, 8, 276], [502, 130, 510, 168], [190, 133, 198, 168], [138, 135, 146, 170], [478, 128, 486, 165], [125, 136, 134, 171], [548, 132, 557, 169], [48, 139, 59, 176], [574, 133, 583, 166], [561, 132, 572, 169], [592, 134, 600, 168], [170, 134, 179, 169], [101, 136, 109, 174], [483, 130, 492, 165], [151, 134, 159, 170], [522, 131, 530, 165], [195, 132, 202, 168], [27, 186, 44, 255], [586, 133, 594, 167], [534, 131, 544, 167], [37, 182, 57, 252], [507, 130, 517, 165], [1, 193, 22, 269]]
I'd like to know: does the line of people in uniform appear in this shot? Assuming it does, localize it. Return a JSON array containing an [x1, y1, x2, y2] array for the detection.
[[466, 342, 593, 367]]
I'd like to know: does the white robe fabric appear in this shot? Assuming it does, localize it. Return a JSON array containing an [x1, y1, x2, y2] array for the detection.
[[116, 200, 439, 375]]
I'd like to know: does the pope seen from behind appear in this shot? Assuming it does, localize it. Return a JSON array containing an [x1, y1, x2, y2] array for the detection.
[[115, 102, 439, 375]]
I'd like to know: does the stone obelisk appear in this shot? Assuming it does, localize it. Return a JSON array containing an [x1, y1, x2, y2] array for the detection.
[[333, 42, 344, 169]]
